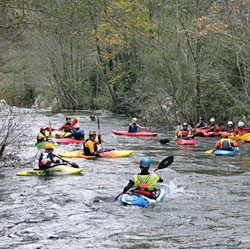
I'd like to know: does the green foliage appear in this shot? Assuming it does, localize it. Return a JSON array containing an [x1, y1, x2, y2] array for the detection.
[[0, 82, 35, 107]]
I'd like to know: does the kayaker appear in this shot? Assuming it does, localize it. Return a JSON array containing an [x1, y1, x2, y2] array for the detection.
[[174, 122, 192, 139], [64, 123, 84, 140], [83, 131, 102, 156], [195, 117, 208, 129], [225, 120, 235, 133], [36, 127, 51, 143], [122, 158, 163, 198], [234, 121, 245, 135], [58, 117, 73, 132], [214, 137, 238, 151], [208, 118, 220, 132], [128, 118, 147, 133], [38, 144, 61, 169]]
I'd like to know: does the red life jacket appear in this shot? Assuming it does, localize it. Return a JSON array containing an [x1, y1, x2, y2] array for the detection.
[[181, 130, 189, 137]]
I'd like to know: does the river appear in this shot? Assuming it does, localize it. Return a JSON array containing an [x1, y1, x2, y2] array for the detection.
[[0, 109, 250, 249]]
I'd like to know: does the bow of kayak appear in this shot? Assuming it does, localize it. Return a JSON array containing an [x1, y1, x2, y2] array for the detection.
[[120, 184, 170, 207], [58, 150, 134, 159], [16, 165, 83, 176], [112, 130, 158, 137]]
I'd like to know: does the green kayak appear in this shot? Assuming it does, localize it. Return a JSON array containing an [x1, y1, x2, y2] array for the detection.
[[29, 141, 58, 148]]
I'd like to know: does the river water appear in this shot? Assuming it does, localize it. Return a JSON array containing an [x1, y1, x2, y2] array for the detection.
[[0, 109, 250, 249]]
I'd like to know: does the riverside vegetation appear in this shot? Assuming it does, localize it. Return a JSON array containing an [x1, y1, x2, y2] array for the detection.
[[0, 0, 249, 128]]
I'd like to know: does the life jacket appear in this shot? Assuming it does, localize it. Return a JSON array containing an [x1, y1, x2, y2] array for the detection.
[[133, 175, 152, 197], [180, 130, 189, 137], [84, 139, 98, 156], [220, 139, 232, 150], [38, 152, 53, 168], [37, 132, 46, 143], [131, 173, 160, 198], [64, 122, 72, 132], [197, 121, 207, 129], [128, 123, 139, 133], [227, 126, 234, 133], [210, 124, 220, 132]]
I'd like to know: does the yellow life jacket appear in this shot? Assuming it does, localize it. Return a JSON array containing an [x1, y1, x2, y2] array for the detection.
[[131, 173, 160, 191]]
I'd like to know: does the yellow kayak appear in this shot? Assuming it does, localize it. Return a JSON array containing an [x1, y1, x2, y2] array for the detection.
[[16, 165, 83, 176], [55, 132, 72, 138], [58, 149, 133, 159]]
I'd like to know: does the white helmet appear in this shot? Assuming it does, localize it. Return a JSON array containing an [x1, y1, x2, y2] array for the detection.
[[238, 121, 244, 127], [210, 118, 215, 122], [74, 123, 80, 128], [132, 118, 137, 122], [227, 121, 233, 125]]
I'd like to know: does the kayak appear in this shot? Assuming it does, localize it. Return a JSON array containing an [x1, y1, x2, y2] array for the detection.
[[29, 141, 58, 148], [54, 138, 85, 145], [213, 147, 240, 156], [112, 130, 158, 137], [120, 183, 170, 207], [244, 138, 250, 143], [55, 132, 72, 138], [176, 138, 195, 145], [194, 128, 221, 137], [58, 149, 134, 159], [16, 165, 83, 176]]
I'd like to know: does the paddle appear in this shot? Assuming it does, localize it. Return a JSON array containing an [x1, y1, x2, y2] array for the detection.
[[115, 156, 174, 200], [97, 115, 103, 150], [71, 118, 78, 127], [53, 154, 79, 168]]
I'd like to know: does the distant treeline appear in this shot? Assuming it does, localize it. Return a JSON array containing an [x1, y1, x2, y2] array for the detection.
[[0, 0, 249, 128]]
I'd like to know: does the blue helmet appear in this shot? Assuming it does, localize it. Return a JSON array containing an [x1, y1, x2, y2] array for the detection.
[[139, 158, 151, 168]]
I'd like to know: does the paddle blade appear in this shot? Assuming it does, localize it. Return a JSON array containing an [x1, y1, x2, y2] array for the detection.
[[204, 149, 214, 154], [70, 162, 79, 168], [71, 119, 78, 127], [159, 139, 170, 144], [156, 156, 174, 171]]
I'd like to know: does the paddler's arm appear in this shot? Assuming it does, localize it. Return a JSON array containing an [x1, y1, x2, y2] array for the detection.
[[123, 180, 134, 193]]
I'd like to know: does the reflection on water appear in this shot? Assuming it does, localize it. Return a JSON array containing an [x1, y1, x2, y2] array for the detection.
[[0, 110, 250, 248]]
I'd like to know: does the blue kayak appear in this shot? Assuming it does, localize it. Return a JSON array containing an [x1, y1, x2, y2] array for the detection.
[[120, 183, 170, 207], [213, 147, 239, 156]]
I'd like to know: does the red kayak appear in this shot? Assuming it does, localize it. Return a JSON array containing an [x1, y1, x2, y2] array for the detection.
[[176, 138, 195, 145], [112, 130, 157, 137], [244, 138, 250, 143], [194, 128, 221, 137], [54, 138, 85, 144]]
